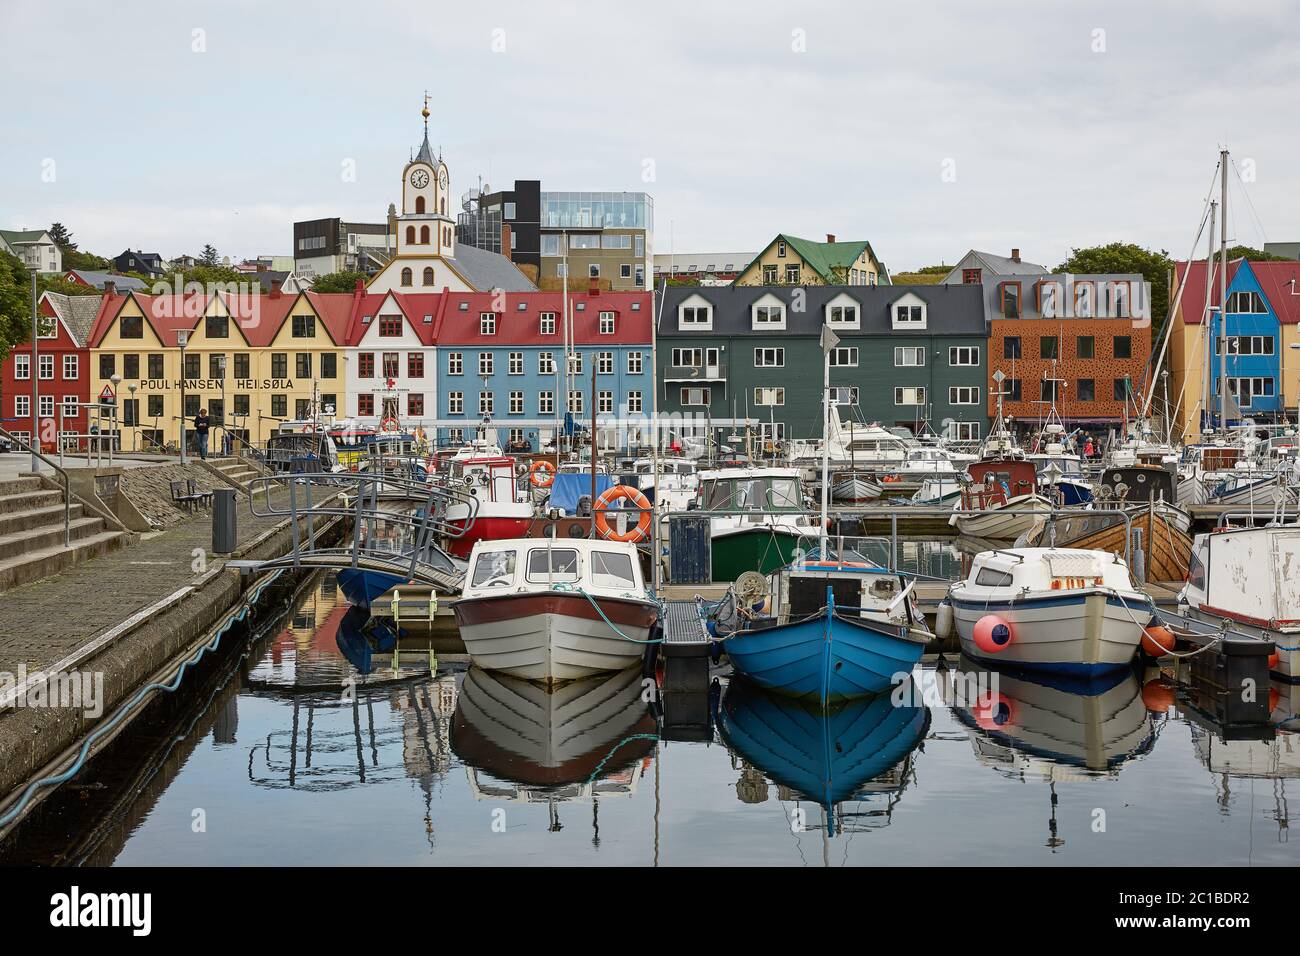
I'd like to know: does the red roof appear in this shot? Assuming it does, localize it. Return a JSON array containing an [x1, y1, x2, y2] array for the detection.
[[1172, 259, 1244, 326], [431, 290, 652, 345], [1173, 258, 1300, 326]]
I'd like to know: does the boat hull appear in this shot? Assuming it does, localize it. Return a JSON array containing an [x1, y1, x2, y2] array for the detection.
[[1030, 510, 1192, 582], [949, 588, 1149, 675], [445, 514, 535, 559], [951, 495, 1052, 540], [724, 608, 927, 705], [830, 476, 882, 503], [452, 590, 657, 682], [336, 567, 406, 608], [711, 526, 805, 582], [1182, 603, 1300, 683]]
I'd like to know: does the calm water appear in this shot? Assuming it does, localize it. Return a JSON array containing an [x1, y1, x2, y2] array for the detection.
[[4, 572, 1300, 867]]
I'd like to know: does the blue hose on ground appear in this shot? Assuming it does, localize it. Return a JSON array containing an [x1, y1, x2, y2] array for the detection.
[[0, 568, 286, 831]]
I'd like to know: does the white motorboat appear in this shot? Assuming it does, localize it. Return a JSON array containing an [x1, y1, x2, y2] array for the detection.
[[939, 547, 1152, 676], [444, 455, 536, 559], [911, 475, 963, 506], [452, 538, 657, 682], [633, 456, 698, 514], [1202, 469, 1295, 509], [949, 458, 1052, 540], [829, 472, 883, 503], [787, 414, 913, 476]]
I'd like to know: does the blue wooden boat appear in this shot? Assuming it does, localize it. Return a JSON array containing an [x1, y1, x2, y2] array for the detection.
[[336, 567, 407, 608], [334, 603, 398, 674], [717, 676, 929, 836], [722, 586, 928, 705]]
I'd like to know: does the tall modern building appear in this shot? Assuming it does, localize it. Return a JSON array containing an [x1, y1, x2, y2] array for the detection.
[[293, 218, 393, 278], [456, 179, 541, 281]]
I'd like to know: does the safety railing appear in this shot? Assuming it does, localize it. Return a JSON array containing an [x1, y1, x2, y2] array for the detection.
[[0, 425, 71, 547]]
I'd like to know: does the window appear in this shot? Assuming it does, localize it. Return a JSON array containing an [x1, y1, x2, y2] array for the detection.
[[627, 351, 643, 374], [753, 303, 785, 325], [754, 347, 785, 367], [598, 390, 613, 413], [400, 267, 412, 286], [1077, 336, 1095, 359], [591, 550, 637, 589], [292, 315, 315, 338], [680, 387, 711, 406], [509, 391, 525, 414], [1004, 337, 1021, 359], [205, 314, 229, 338], [540, 312, 556, 335], [1041, 379, 1061, 402], [895, 387, 925, 405], [271, 394, 287, 418], [949, 346, 979, 366], [569, 353, 584, 375], [184, 354, 200, 379], [830, 386, 859, 405], [1113, 336, 1132, 359], [948, 386, 979, 405], [294, 399, 311, 420], [894, 347, 924, 367], [382, 352, 399, 378], [948, 421, 981, 441], [63, 355, 78, 379], [538, 391, 554, 414], [763, 265, 778, 283], [359, 352, 375, 377], [447, 352, 462, 375], [480, 313, 496, 335], [148, 395, 164, 417], [120, 315, 143, 339], [568, 390, 584, 413], [14, 355, 29, 379], [98, 354, 114, 378], [15, 395, 30, 417], [828, 304, 858, 324], [1038, 281, 1063, 317], [1226, 291, 1267, 313], [597, 352, 613, 375], [357, 394, 375, 416], [894, 304, 924, 324], [1074, 282, 1094, 317], [527, 548, 580, 584], [784, 264, 800, 283], [408, 393, 425, 416], [829, 347, 858, 367], [478, 352, 493, 376], [975, 567, 1013, 587], [589, 264, 600, 279], [672, 348, 702, 368], [1222, 377, 1276, 407], [233, 353, 249, 379], [38, 395, 54, 417], [233, 395, 249, 416], [680, 304, 711, 326], [35, 314, 56, 339], [321, 353, 337, 378], [379, 316, 402, 337], [479, 392, 494, 415], [1040, 336, 1059, 360], [508, 352, 523, 375], [447, 391, 463, 415], [38, 355, 54, 380], [422, 267, 434, 286], [539, 352, 555, 375], [627, 390, 643, 413], [295, 353, 312, 378], [1218, 335, 1275, 356], [1001, 378, 1022, 401], [777, 241, 787, 258], [621, 264, 631, 279], [103, 395, 120, 422], [599, 312, 615, 334], [754, 387, 785, 406], [1000, 282, 1021, 319], [1077, 378, 1096, 401], [271, 353, 288, 378], [962, 268, 982, 284]]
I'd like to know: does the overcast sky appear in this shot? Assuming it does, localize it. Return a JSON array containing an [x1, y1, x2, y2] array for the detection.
[[2, 0, 1297, 272]]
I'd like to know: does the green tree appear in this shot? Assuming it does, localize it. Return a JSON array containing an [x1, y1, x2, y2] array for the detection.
[[198, 244, 220, 267], [63, 248, 111, 272], [307, 270, 368, 293], [0, 251, 38, 362], [1223, 245, 1292, 262], [48, 222, 76, 251], [1056, 242, 1172, 336]]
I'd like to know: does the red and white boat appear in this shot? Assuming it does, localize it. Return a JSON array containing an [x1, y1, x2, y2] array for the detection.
[[444, 456, 535, 559], [452, 539, 658, 682]]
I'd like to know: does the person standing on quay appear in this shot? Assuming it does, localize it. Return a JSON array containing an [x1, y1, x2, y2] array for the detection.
[[194, 407, 211, 460]]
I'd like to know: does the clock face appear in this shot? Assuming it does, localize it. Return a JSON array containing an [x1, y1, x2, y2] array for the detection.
[[438, 167, 448, 189], [410, 168, 429, 189]]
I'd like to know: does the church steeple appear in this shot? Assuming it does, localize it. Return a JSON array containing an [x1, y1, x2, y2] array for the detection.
[[414, 92, 435, 166]]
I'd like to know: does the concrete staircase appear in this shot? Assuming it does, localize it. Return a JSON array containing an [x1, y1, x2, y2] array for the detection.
[[0, 477, 127, 592], [203, 455, 264, 491]]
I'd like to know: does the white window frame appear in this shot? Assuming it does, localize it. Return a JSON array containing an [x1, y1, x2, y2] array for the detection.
[[480, 312, 496, 335], [599, 311, 615, 334], [569, 390, 584, 414], [447, 352, 463, 375], [597, 352, 613, 375], [540, 312, 556, 335], [539, 351, 555, 375], [751, 295, 786, 330], [14, 355, 29, 380], [680, 386, 711, 407], [895, 386, 926, 406], [829, 347, 859, 368], [38, 395, 55, 417], [754, 347, 785, 368], [948, 386, 980, 405], [509, 391, 525, 414], [539, 391, 555, 414], [37, 355, 54, 380], [447, 391, 464, 415], [479, 391, 494, 416], [627, 390, 642, 413], [947, 421, 981, 441], [598, 390, 614, 414], [627, 351, 643, 374], [754, 386, 785, 406], [949, 346, 980, 366], [894, 347, 924, 367], [508, 352, 523, 375], [14, 396, 30, 417], [63, 354, 78, 379], [478, 352, 494, 376]]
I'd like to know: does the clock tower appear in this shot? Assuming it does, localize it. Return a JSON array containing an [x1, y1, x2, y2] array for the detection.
[[396, 94, 455, 260]]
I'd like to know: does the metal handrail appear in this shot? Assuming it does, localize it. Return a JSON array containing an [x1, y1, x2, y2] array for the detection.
[[0, 425, 71, 546]]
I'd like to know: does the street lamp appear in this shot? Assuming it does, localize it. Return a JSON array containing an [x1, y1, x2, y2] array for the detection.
[[128, 384, 138, 451], [109, 373, 122, 465], [177, 329, 189, 463], [29, 266, 38, 471]]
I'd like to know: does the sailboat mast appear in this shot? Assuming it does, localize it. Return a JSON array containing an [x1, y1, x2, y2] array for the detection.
[[1202, 199, 1216, 436], [819, 345, 831, 556], [1218, 149, 1229, 436]]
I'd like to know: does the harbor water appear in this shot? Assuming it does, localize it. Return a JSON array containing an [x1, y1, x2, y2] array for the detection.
[[2, 571, 1297, 867]]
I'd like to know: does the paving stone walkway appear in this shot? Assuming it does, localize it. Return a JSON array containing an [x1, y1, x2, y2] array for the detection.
[[0, 493, 305, 675]]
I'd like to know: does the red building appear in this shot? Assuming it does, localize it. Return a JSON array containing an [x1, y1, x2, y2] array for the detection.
[[1, 292, 104, 450]]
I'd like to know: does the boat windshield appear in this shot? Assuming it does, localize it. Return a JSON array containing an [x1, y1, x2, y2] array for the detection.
[[471, 550, 516, 587], [715, 477, 802, 511], [591, 550, 637, 589], [526, 547, 580, 583]]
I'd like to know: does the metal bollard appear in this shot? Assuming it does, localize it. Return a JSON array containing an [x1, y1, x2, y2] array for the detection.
[[212, 488, 237, 554]]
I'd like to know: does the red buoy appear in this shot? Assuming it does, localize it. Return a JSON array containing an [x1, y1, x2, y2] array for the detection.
[[1141, 625, 1175, 658], [1268, 650, 1280, 671], [973, 615, 1013, 654]]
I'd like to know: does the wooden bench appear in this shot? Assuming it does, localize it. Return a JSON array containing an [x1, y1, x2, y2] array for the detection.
[[170, 480, 206, 513]]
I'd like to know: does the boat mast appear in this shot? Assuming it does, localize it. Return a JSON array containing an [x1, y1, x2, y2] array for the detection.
[[1218, 148, 1229, 437], [1202, 199, 1216, 436], [819, 325, 836, 556]]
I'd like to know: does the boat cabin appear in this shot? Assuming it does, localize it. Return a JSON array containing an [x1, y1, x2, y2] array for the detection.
[[461, 538, 646, 600], [697, 468, 805, 513], [961, 459, 1038, 509], [962, 547, 1134, 594], [453, 456, 524, 504], [1098, 466, 1176, 504], [1184, 527, 1300, 633]]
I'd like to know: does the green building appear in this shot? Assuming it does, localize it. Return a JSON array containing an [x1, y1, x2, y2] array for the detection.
[[655, 284, 990, 446]]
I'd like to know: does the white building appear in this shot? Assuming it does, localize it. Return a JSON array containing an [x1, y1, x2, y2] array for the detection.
[[1, 229, 62, 274]]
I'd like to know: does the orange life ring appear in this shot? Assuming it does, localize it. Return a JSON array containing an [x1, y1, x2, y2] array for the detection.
[[594, 484, 652, 543], [380, 416, 399, 432], [529, 460, 557, 488]]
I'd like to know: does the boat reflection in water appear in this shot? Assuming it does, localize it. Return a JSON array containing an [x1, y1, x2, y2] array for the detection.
[[717, 676, 929, 838], [944, 655, 1156, 780], [450, 666, 657, 807]]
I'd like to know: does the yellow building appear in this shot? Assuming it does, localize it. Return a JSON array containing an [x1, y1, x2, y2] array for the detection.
[[89, 288, 351, 452], [734, 233, 886, 286]]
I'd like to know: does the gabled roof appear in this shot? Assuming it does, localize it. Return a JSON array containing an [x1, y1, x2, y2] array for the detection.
[[1172, 259, 1247, 325], [434, 290, 651, 346], [946, 249, 1048, 280], [66, 270, 148, 292], [444, 243, 537, 292], [656, 284, 986, 336], [303, 291, 355, 345], [40, 292, 105, 347], [345, 291, 442, 346], [1245, 261, 1300, 326], [752, 234, 886, 283], [0, 229, 52, 245]]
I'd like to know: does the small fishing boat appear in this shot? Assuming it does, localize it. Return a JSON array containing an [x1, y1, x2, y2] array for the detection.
[[697, 467, 821, 582], [1180, 526, 1300, 681], [1026, 452, 1093, 506], [1097, 465, 1191, 534], [633, 456, 698, 513], [709, 544, 931, 705], [1204, 469, 1295, 509], [1022, 506, 1192, 583], [335, 510, 464, 608], [443, 455, 535, 559], [949, 458, 1052, 540], [910, 475, 963, 506], [452, 538, 658, 682], [829, 471, 883, 504], [939, 547, 1152, 676], [717, 676, 929, 837]]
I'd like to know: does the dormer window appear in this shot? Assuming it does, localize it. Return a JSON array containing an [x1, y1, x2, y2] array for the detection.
[[678, 294, 713, 330], [891, 292, 927, 329], [1000, 281, 1021, 319], [751, 293, 786, 330], [1037, 280, 1063, 318], [458, 301, 469, 311], [1075, 282, 1094, 317], [516, 302, 528, 311], [825, 292, 860, 328], [480, 313, 497, 335]]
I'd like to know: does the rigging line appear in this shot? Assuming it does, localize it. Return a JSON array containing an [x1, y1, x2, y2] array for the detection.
[[1229, 157, 1270, 248]]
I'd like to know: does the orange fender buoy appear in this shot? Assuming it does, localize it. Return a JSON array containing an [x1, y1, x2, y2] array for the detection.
[[973, 691, 1015, 731], [1142, 679, 1175, 713], [594, 484, 652, 543], [1268, 650, 1281, 671], [1141, 625, 1176, 658], [529, 459, 556, 488], [973, 615, 1013, 654]]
